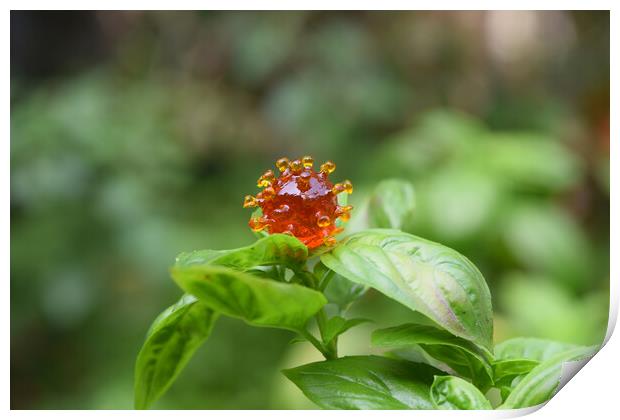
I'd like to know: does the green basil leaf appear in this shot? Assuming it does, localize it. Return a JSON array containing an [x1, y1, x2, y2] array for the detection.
[[372, 324, 493, 388], [244, 266, 282, 281], [493, 359, 540, 386], [171, 265, 326, 331], [288, 336, 307, 345], [500, 345, 597, 409], [499, 385, 513, 402], [368, 179, 415, 229], [283, 355, 440, 409], [321, 316, 370, 344], [494, 337, 585, 401], [321, 229, 493, 351], [134, 294, 218, 409], [431, 376, 492, 410], [495, 337, 579, 362], [175, 233, 308, 271]]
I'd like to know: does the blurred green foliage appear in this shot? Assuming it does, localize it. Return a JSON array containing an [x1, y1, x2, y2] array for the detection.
[[11, 11, 609, 409]]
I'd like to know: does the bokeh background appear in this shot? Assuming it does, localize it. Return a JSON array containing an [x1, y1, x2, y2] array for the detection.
[[10, 11, 609, 409]]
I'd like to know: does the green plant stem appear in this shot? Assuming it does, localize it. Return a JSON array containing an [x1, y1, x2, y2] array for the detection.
[[301, 269, 339, 360], [316, 309, 328, 340], [299, 329, 334, 360], [319, 270, 335, 292], [316, 308, 338, 358], [298, 271, 316, 289], [275, 265, 285, 282]]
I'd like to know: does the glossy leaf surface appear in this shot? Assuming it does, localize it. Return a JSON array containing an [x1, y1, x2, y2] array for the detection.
[[372, 323, 493, 387], [500, 346, 596, 408], [134, 295, 217, 409], [171, 265, 325, 331], [283, 356, 440, 409], [175, 234, 308, 271], [321, 229, 493, 350], [431, 376, 492, 410]]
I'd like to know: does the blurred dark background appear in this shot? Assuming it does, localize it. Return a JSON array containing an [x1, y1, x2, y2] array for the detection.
[[10, 11, 609, 409]]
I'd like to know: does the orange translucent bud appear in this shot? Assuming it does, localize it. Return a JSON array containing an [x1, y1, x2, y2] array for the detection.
[[274, 204, 290, 214], [243, 156, 353, 248]]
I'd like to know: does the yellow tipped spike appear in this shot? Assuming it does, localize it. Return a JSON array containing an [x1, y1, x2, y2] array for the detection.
[[276, 157, 290, 172], [323, 236, 337, 246], [262, 169, 275, 181], [320, 161, 336, 174], [257, 169, 275, 187], [243, 195, 258, 208], [342, 180, 353, 194], [261, 186, 276, 200], [301, 156, 314, 168], [336, 205, 353, 222], [249, 217, 267, 232], [332, 183, 346, 194], [317, 214, 331, 228], [289, 159, 303, 174]]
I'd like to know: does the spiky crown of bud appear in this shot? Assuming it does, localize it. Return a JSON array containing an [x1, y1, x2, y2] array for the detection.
[[243, 156, 353, 249]]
